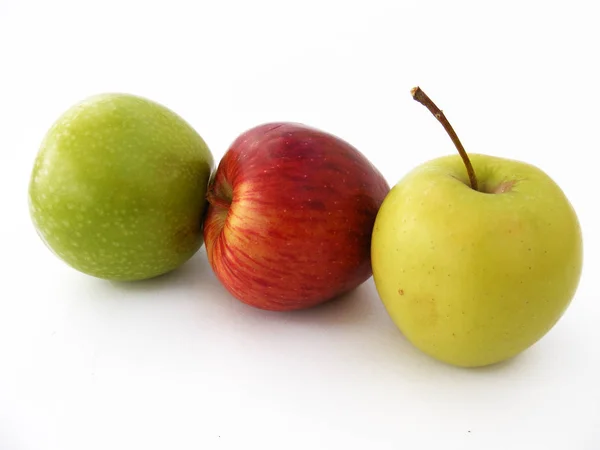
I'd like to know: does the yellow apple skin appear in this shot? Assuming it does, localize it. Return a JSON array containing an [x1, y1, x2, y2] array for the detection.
[[371, 153, 583, 367]]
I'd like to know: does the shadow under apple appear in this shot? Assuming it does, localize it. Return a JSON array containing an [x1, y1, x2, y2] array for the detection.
[[105, 248, 219, 297], [97, 250, 536, 378], [226, 278, 537, 378], [215, 278, 444, 366]]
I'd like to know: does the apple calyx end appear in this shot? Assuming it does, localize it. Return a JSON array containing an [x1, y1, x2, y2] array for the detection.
[[206, 176, 234, 210], [206, 189, 232, 211]]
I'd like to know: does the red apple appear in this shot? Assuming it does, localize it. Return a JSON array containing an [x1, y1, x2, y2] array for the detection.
[[203, 122, 390, 311]]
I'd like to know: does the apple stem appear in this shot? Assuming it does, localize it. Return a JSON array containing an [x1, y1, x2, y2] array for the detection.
[[411, 86, 478, 191]]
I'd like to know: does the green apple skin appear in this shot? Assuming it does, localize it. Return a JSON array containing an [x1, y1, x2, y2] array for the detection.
[[371, 153, 583, 367], [28, 93, 214, 281]]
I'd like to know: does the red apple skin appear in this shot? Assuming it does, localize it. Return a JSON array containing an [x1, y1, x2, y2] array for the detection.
[[203, 122, 390, 311]]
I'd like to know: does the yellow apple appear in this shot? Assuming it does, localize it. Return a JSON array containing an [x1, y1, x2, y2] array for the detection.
[[371, 88, 583, 367]]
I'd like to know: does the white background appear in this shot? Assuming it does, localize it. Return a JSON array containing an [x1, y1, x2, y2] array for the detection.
[[1, 0, 599, 449]]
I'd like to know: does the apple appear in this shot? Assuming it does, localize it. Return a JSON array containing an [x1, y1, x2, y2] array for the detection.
[[371, 87, 583, 367], [203, 122, 390, 311], [29, 93, 214, 281]]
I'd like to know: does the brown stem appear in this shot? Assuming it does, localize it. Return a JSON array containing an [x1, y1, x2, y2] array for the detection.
[[410, 86, 478, 191]]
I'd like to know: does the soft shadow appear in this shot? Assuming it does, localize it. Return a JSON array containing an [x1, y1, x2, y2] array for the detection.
[[405, 333, 536, 378], [276, 281, 385, 327], [108, 260, 199, 292], [209, 278, 537, 376], [217, 277, 434, 361], [464, 352, 530, 375], [255, 279, 537, 377], [91, 255, 535, 378], [215, 278, 397, 332], [93, 248, 222, 300]]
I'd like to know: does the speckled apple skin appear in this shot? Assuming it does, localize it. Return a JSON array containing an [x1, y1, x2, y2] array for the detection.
[[371, 154, 583, 367], [28, 93, 214, 281]]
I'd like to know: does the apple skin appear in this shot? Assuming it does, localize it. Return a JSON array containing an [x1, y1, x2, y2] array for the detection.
[[29, 93, 214, 281], [203, 122, 390, 311], [371, 153, 583, 367]]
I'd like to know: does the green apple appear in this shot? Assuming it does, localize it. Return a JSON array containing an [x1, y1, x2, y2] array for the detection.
[[28, 93, 214, 281], [371, 87, 583, 367]]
